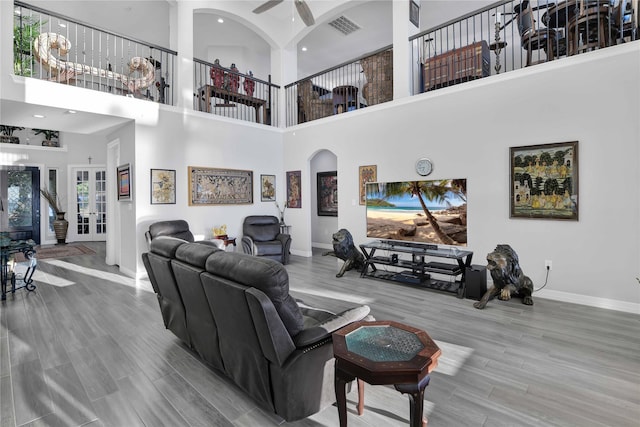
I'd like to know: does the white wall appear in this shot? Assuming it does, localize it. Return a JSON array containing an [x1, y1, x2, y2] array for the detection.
[[134, 109, 284, 275], [283, 44, 640, 311]]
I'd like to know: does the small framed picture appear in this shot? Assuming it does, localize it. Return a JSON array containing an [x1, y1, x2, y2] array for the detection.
[[410, 0, 420, 28], [150, 169, 176, 204], [261, 174, 276, 202], [286, 170, 302, 208], [117, 164, 131, 201], [359, 165, 377, 205], [317, 171, 338, 217]]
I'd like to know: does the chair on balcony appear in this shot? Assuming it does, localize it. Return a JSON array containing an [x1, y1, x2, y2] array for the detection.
[[297, 80, 333, 122], [568, 2, 615, 54], [516, 1, 557, 66]]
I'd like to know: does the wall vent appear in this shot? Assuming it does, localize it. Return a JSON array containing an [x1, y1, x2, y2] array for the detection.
[[328, 16, 361, 35]]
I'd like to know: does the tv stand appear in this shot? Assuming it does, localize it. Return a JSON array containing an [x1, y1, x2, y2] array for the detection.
[[359, 241, 473, 298]]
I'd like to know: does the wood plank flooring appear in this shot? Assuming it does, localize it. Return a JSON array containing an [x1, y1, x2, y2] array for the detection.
[[1, 243, 639, 426]]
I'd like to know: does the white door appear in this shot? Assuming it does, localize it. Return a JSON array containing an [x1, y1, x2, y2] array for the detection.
[[71, 167, 107, 241]]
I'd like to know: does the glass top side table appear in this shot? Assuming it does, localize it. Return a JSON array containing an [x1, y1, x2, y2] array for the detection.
[[333, 320, 441, 427]]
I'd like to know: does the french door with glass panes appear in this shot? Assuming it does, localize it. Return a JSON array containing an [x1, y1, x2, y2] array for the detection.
[[72, 167, 107, 241]]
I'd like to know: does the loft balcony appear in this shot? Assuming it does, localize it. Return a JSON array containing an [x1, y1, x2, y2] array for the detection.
[[9, 0, 639, 128], [13, 1, 176, 105]]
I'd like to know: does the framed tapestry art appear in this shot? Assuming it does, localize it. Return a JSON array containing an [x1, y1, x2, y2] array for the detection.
[[286, 170, 302, 208], [317, 171, 338, 216], [510, 141, 578, 220], [117, 164, 131, 201], [359, 165, 377, 205], [261, 174, 276, 202], [150, 169, 176, 204], [188, 166, 253, 205]]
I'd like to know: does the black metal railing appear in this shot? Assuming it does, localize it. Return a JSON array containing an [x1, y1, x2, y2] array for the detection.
[[193, 58, 279, 126], [410, 0, 637, 94], [284, 46, 393, 126], [13, 1, 176, 105]]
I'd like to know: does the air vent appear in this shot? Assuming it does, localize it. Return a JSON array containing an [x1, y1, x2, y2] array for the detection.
[[328, 16, 361, 35]]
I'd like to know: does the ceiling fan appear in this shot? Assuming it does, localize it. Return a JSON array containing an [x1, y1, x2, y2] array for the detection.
[[252, 0, 316, 27]]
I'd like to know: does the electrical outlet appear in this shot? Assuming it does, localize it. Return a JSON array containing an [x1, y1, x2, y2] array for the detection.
[[545, 260, 552, 270]]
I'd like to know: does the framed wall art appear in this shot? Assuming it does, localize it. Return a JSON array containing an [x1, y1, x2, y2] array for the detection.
[[286, 170, 302, 208], [188, 166, 253, 206], [317, 171, 338, 217], [510, 141, 578, 220], [150, 169, 176, 204], [117, 163, 131, 201], [359, 165, 377, 205], [260, 174, 276, 202], [409, 0, 420, 27]]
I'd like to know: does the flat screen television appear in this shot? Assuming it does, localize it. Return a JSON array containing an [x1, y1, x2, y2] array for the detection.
[[365, 179, 467, 247]]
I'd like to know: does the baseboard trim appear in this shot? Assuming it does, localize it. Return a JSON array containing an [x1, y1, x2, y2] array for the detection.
[[312, 242, 333, 251], [536, 289, 640, 314], [291, 248, 312, 257], [119, 265, 137, 279]]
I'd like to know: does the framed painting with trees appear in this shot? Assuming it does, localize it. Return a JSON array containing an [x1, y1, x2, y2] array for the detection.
[[510, 141, 578, 220]]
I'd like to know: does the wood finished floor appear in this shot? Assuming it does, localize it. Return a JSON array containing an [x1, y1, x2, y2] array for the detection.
[[1, 242, 639, 427]]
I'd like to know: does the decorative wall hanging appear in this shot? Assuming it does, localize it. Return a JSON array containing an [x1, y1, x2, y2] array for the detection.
[[359, 165, 377, 205], [188, 166, 253, 205], [317, 171, 338, 216], [261, 174, 276, 201], [510, 141, 578, 220], [117, 164, 132, 201], [150, 169, 176, 204], [286, 170, 302, 208]]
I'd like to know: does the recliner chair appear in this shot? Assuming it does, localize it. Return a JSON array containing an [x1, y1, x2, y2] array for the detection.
[[241, 215, 291, 264], [145, 219, 224, 250]]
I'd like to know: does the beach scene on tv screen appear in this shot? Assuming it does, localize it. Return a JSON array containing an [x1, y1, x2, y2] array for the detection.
[[366, 179, 467, 246]]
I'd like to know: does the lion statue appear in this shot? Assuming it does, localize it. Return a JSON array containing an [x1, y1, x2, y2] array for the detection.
[[323, 229, 365, 278], [473, 244, 534, 309]]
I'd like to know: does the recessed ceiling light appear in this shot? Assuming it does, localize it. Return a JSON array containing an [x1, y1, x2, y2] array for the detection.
[[218, 18, 224, 23], [14, 8, 21, 15], [301, 46, 308, 52], [67, 110, 77, 114], [59, 23, 67, 28], [33, 114, 45, 118]]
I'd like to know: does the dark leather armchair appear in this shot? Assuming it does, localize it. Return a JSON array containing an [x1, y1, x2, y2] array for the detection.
[[241, 215, 291, 264], [145, 219, 194, 248], [145, 219, 224, 250]]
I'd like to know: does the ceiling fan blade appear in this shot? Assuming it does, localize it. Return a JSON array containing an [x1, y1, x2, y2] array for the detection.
[[295, 0, 315, 26], [252, 0, 284, 14]]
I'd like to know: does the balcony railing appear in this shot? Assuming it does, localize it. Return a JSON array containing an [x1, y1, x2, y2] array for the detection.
[[193, 59, 279, 127], [410, 0, 638, 94], [284, 46, 393, 126], [13, 1, 176, 105]]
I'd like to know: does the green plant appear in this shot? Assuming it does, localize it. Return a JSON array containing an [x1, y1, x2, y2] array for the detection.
[[33, 129, 59, 141], [14, 15, 43, 77], [40, 187, 63, 214], [0, 125, 25, 136]]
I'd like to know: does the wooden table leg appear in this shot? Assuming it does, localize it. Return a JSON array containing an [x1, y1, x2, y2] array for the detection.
[[335, 368, 354, 427], [357, 378, 365, 415], [395, 375, 431, 427]]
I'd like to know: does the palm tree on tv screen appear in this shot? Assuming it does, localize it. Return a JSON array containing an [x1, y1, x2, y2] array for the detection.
[[369, 180, 462, 245]]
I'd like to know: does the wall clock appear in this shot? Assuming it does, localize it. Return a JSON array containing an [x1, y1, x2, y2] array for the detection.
[[415, 158, 433, 176]]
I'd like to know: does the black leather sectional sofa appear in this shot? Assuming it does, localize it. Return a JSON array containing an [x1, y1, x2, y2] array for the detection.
[[142, 237, 371, 421]]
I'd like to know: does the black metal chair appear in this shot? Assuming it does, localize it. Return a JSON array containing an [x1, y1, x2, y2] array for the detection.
[[516, 1, 557, 66]]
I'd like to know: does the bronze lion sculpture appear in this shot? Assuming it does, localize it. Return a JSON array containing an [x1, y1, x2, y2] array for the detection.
[[474, 244, 534, 309], [323, 229, 365, 277]]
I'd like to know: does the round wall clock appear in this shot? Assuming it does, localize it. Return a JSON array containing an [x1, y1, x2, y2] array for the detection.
[[415, 158, 433, 176]]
